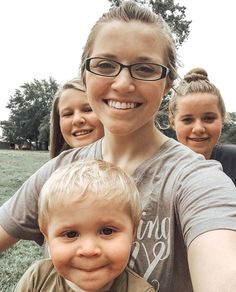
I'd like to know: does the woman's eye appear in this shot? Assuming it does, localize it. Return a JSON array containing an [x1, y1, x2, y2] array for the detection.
[[97, 61, 115, 69], [93, 60, 117, 74], [136, 65, 154, 73], [100, 227, 114, 236], [64, 231, 79, 238]]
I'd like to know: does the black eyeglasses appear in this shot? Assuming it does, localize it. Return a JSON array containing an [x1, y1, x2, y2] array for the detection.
[[85, 57, 170, 81]]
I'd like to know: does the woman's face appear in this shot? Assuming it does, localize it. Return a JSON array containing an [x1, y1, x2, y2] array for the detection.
[[58, 88, 104, 148], [85, 20, 170, 136], [172, 93, 223, 159]]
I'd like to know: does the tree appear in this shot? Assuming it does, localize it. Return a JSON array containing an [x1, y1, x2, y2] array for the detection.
[[155, 94, 176, 138], [0, 78, 58, 149], [38, 112, 51, 150], [108, 0, 191, 46], [220, 113, 236, 144]]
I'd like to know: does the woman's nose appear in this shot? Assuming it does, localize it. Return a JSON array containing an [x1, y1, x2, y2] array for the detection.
[[111, 68, 135, 94]]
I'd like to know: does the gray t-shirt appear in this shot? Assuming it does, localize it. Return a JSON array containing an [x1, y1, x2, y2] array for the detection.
[[1, 138, 236, 292]]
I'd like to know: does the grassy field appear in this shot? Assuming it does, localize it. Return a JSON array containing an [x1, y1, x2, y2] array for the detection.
[[0, 150, 49, 292]]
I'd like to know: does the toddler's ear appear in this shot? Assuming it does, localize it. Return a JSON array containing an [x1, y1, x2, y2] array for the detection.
[[132, 226, 137, 239], [40, 228, 48, 241]]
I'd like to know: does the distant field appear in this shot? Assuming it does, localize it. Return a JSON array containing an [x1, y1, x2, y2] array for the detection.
[[0, 150, 49, 292]]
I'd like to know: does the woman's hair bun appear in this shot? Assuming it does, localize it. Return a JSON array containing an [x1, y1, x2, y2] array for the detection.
[[184, 68, 209, 83]]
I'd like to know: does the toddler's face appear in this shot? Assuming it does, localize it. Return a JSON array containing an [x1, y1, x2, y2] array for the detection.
[[46, 197, 134, 290]]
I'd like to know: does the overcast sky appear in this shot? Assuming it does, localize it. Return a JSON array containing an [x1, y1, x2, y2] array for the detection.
[[1, 0, 236, 124]]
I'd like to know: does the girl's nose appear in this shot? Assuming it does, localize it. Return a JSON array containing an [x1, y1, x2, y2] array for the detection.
[[111, 68, 135, 94], [192, 121, 206, 134], [72, 113, 86, 126]]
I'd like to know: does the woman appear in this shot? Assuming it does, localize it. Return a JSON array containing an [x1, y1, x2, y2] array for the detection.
[[49, 78, 104, 158], [1, 3, 236, 291], [169, 67, 236, 184]]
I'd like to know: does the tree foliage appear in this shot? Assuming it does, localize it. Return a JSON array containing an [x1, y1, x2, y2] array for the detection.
[[220, 113, 236, 144], [0, 78, 58, 149], [108, 0, 192, 46]]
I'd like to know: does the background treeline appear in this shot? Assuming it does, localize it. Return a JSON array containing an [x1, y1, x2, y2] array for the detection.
[[0, 0, 235, 148], [0, 78, 58, 150]]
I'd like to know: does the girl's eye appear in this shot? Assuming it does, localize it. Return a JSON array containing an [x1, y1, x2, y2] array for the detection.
[[64, 231, 79, 238], [83, 106, 93, 113], [61, 112, 72, 117], [203, 116, 216, 123], [100, 227, 114, 236], [181, 118, 192, 124]]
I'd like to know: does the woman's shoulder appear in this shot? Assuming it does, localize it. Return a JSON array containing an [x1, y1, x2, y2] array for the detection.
[[53, 138, 103, 165], [158, 138, 206, 164], [135, 138, 221, 187], [211, 144, 236, 185]]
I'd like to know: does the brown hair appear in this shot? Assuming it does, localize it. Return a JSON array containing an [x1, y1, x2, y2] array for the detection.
[[49, 78, 85, 158], [80, 1, 178, 88], [169, 67, 227, 125]]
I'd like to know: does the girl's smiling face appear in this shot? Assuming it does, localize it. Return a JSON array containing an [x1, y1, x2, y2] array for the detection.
[[172, 93, 223, 159], [58, 88, 104, 148], [85, 20, 171, 136]]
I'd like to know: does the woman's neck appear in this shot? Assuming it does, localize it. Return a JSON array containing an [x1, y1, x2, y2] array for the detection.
[[102, 124, 168, 174]]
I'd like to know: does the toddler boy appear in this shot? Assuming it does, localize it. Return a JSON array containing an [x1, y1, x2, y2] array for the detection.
[[14, 159, 155, 292]]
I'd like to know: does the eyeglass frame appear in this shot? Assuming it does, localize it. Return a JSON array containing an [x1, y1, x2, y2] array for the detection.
[[85, 57, 170, 81]]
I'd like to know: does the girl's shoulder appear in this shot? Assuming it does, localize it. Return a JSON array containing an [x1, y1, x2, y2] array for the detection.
[[211, 144, 236, 159]]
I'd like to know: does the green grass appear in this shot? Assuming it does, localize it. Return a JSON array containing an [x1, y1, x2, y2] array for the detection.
[[0, 150, 49, 292]]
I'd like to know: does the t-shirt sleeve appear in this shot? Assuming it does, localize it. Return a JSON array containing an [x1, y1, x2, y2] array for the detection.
[[14, 259, 58, 292], [175, 159, 236, 247], [14, 260, 43, 292]]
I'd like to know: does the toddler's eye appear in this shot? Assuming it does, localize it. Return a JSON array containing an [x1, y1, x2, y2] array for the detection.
[[65, 231, 79, 238], [101, 227, 113, 236]]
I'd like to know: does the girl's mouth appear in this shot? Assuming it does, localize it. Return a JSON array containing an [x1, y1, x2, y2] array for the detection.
[[72, 130, 93, 136]]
